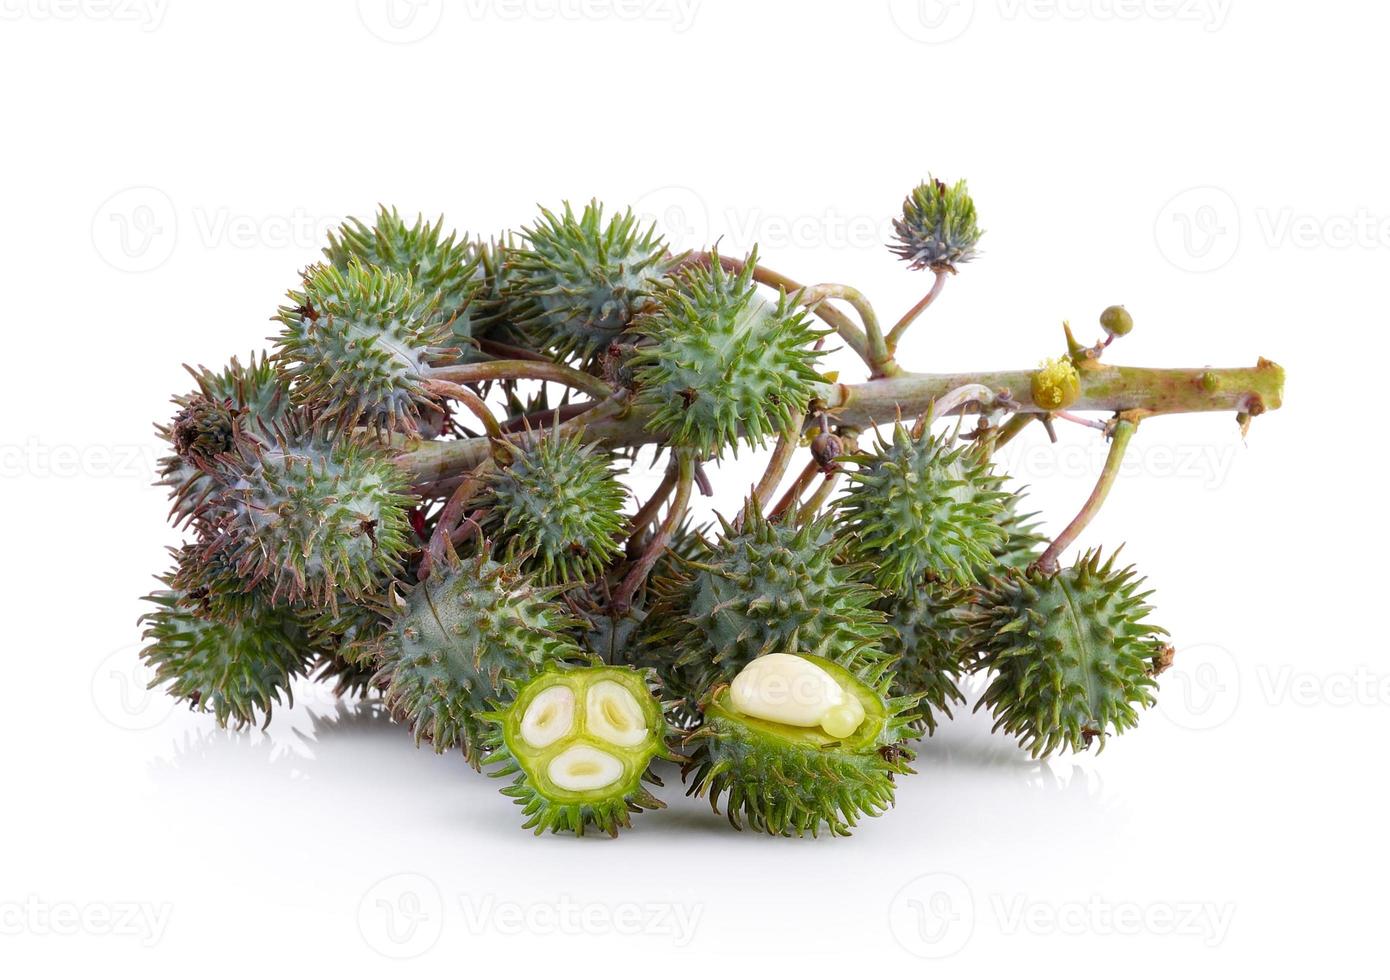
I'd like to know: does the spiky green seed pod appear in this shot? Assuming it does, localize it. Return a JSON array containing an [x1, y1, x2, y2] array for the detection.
[[877, 584, 972, 736], [484, 428, 628, 585], [365, 554, 584, 767], [890, 177, 982, 271], [139, 581, 313, 729], [684, 653, 917, 837], [504, 200, 674, 361], [197, 418, 415, 607], [275, 260, 448, 436], [838, 423, 1010, 593], [659, 499, 890, 699], [632, 251, 825, 457], [969, 549, 1168, 757], [482, 664, 677, 837], [324, 207, 487, 359], [158, 353, 291, 524]]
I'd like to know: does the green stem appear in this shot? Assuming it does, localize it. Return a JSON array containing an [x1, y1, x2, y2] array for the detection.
[[426, 359, 613, 401], [806, 284, 897, 376], [398, 359, 1284, 487], [887, 267, 948, 351], [612, 452, 694, 613], [1034, 419, 1138, 575]]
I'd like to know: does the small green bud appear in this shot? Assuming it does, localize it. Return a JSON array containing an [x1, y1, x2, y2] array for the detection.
[[1031, 357, 1081, 411], [1100, 304, 1133, 337]]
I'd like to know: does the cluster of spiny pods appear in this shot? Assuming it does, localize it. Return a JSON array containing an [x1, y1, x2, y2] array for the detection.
[[143, 178, 1266, 837]]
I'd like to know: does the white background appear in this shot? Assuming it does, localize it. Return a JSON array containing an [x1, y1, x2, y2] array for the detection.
[[0, 1, 1380, 976]]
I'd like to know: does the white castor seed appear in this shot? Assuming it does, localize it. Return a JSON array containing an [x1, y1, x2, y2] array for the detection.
[[520, 685, 576, 749], [546, 745, 624, 792], [728, 653, 866, 738], [585, 680, 649, 747]]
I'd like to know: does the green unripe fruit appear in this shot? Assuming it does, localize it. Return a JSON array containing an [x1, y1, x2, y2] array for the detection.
[[366, 554, 583, 767], [505, 200, 674, 362], [632, 250, 825, 457], [837, 422, 1011, 592], [483, 664, 676, 836], [275, 260, 448, 437], [1031, 357, 1081, 411], [969, 548, 1168, 757], [1100, 304, 1134, 337], [877, 585, 972, 736], [139, 580, 313, 729], [684, 653, 917, 837], [485, 428, 628, 586], [324, 207, 487, 359], [198, 419, 415, 608], [889, 176, 982, 271], [158, 353, 291, 525], [660, 499, 890, 699]]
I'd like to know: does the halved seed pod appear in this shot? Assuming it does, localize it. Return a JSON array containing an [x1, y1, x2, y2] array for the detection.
[[684, 652, 918, 838], [482, 665, 679, 837]]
